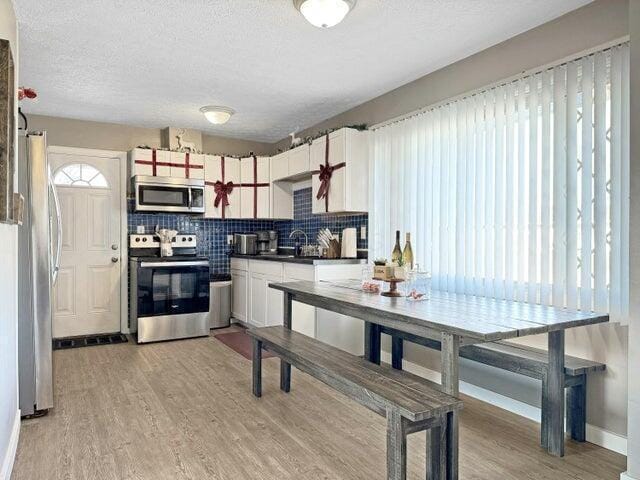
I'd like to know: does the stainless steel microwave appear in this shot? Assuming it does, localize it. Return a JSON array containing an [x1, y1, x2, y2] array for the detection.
[[133, 175, 205, 213]]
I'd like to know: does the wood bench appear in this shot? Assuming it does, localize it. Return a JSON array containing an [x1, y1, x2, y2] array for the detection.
[[381, 326, 605, 443], [248, 326, 463, 480]]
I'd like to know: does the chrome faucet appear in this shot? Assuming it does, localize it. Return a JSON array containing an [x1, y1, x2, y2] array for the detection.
[[289, 229, 308, 245]]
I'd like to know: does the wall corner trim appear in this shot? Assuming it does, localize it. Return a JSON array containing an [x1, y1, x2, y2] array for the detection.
[[0, 408, 20, 480], [379, 350, 628, 456], [621, 473, 638, 480]]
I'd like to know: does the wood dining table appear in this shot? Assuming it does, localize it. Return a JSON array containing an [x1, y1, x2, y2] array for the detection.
[[269, 280, 609, 480]]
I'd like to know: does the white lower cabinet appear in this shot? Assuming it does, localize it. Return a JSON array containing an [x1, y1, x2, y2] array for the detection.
[[315, 310, 364, 356], [314, 264, 364, 356], [246, 260, 284, 328], [283, 264, 316, 337], [230, 259, 364, 355], [248, 270, 284, 327], [231, 269, 248, 322]]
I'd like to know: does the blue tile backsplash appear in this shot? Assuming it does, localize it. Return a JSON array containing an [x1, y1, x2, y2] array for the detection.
[[127, 187, 368, 274], [274, 188, 368, 250]]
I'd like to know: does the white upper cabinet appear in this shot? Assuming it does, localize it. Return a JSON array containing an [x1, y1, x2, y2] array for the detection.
[[129, 148, 205, 180], [129, 148, 171, 177], [204, 155, 241, 219], [311, 128, 369, 214], [169, 151, 205, 179], [269, 144, 311, 181], [271, 181, 293, 220], [240, 156, 271, 219], [270, 151, 290, 182], [288, 144, 311, 178]]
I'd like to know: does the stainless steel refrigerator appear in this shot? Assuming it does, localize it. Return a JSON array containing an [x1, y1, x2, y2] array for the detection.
[[17, 131, 61, 416]]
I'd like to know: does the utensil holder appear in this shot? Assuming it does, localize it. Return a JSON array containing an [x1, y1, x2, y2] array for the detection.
[[325, 239, 341, 259]]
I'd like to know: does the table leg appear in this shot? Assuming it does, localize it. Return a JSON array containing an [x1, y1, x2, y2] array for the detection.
[[364, 322, 381, 365], [252, 338, 262, 398], [280, 292, 292, 393], [391, 336, 403, 370], [544, 329, 565, 456], [441, 333, 460, 480]]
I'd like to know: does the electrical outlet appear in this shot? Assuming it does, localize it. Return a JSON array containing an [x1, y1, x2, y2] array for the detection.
[[360, 226, 367, 240], [227, 235, 234, 245]]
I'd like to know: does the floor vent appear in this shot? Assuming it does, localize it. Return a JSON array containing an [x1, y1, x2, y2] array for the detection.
[[53, 333, 128, 350]]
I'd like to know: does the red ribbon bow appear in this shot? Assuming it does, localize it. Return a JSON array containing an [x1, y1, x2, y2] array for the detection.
[[316, 163, 335, 200], [313, 134, 346, 211], [213, 181, 234, 208]]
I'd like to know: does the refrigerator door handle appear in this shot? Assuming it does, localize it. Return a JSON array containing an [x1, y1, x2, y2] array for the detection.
[[49, 169, 62, 284]]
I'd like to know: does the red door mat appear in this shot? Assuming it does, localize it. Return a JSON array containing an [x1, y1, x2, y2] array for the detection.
[[214, 331, 274, 360]]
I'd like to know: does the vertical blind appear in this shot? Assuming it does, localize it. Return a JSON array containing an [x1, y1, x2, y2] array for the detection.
[[369, 43, 630, 319]]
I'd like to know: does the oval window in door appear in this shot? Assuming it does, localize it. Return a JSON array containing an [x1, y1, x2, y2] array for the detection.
[[53, 163, 109, 188]]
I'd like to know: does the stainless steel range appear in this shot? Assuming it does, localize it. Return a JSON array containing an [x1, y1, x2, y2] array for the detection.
[[129, 234, 210, 343]]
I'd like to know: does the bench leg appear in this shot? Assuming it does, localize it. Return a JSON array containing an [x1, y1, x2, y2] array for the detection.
[[426, 420, 447, 480], [386, 408, 407, 480], [392, 336, 403, 370], [252, 338, 262, 398], [365, 322, 381, 365], [280, 361, 291, 393], [567, 374, 586, 442]]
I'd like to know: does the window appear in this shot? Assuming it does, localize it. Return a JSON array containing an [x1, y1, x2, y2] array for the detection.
[[53, 163, 109, 188], [369, 43, 629, 319]]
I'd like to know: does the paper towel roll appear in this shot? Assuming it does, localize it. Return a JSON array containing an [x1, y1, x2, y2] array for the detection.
[[341, 228, 357, 258]]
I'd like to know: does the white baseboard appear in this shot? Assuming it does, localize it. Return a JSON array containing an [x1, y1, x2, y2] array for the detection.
[[0, 409, 20, 480], [380, 351, 627, 456]]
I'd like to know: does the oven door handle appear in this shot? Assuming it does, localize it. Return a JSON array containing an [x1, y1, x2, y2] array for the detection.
[[139, 261, 209, 268]]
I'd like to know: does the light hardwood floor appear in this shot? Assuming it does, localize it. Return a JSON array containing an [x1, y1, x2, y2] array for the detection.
[[12, 327, 625, 480]]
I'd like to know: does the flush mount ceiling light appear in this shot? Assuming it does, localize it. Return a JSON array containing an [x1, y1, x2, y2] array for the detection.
[[294, 0, 356, 29], [200, 105, 235, 125]]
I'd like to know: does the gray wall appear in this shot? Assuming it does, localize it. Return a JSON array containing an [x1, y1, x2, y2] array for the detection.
[[627, 0, 640, 475], [277, 0, 630, 438], [0, 0, 19, 476], [27, 114, 274, 156]]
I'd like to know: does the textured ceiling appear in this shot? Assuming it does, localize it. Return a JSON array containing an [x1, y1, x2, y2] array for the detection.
[[14, 0, 591, 142]]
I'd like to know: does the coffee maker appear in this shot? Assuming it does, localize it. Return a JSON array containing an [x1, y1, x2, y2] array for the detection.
[[256, 230, 278, 255]]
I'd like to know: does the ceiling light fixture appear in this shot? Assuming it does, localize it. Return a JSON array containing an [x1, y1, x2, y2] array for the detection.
[[200, 105, 235, 125], [294, 0, 356, 29]]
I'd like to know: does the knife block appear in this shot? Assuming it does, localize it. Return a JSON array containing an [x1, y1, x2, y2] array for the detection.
[[325, 239, 341, 259]]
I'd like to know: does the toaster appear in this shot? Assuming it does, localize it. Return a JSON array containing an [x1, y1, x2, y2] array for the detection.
[[234, 233, 258, 255]]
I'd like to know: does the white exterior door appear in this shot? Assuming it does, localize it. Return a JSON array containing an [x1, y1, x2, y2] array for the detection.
[[50, 150, 122, 338]]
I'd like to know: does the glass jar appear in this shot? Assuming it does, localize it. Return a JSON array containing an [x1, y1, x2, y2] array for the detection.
[[404, 267, 431, 301], [361, 265, 382, 294]]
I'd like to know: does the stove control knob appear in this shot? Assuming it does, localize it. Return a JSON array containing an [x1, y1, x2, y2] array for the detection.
[[188, 237, 193, 241], [142, 237, 147, 242], [135, 237, 140, 242]]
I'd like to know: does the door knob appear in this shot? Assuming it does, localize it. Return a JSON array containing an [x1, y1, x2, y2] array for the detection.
[[111, 244, 118, 250], [111, 257, 119, 263]]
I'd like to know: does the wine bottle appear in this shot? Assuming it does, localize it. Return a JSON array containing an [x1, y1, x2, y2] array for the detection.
[[403, 232, 414, 269], [391, 230, 402, 264]]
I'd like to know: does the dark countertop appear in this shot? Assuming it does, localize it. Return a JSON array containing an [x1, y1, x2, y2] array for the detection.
[[230, 253, 366, 266]]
